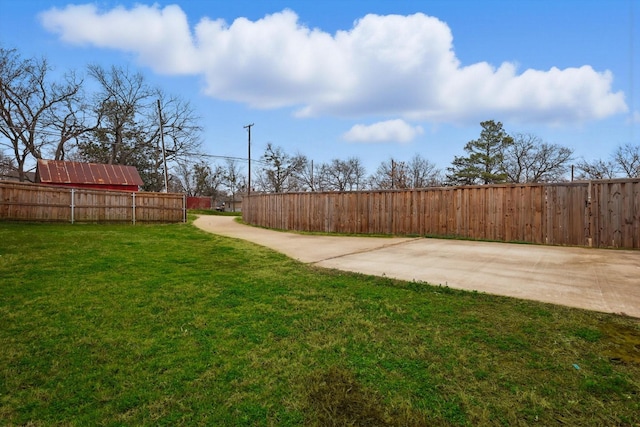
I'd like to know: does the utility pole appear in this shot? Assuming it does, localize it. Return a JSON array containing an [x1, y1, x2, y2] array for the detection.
[[391, 159, 395, 189], [244, 123, 254, 196], [157, 100, 169, 193]]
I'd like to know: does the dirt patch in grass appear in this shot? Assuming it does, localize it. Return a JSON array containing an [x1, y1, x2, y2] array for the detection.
[[599, 321, 640, 365], [304, 366, 388, 426], [303, 366, 428, 426]]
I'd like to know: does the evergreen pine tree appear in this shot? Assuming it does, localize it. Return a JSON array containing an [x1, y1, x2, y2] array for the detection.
[[446, 120, 513, 185]]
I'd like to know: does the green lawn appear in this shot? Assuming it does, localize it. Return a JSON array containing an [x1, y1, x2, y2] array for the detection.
[[1, 220, 638, 426]]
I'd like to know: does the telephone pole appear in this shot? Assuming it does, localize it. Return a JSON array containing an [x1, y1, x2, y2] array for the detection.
[[244, 123, 254, 196], [157, 100, 169, 193]]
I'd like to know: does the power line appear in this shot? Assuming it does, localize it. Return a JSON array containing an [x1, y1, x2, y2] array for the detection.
[[178, 151, 267, 165], [0, 124, 81, 138], [0, 124, 268, 166]]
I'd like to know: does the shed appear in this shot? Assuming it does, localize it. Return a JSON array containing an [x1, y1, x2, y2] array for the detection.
[[36, 159, 144, 192]]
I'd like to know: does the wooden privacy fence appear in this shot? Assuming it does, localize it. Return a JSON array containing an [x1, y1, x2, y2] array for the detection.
[[243, 179, 640, 249], [0, 181, 186, 224]]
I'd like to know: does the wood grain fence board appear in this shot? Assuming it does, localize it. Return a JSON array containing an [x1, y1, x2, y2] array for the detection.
[[288, 193, 295, 230], [620, 182, 631, 248], [351, 192, 359, 233], [435, 190, 445, 236], [520, 186, 529, 242], [345, 192, 355, 233], [300, 193, 309, 232], [599, 182, 612, 248], [434, 189, 444, 235], [387, 192, 393, 234], [464, 187, 472, 238], [575, 185, 588, 246], [611, 182, 623, 248], [381, 192, 389, 234], [479, 187, 487, 239], [292, 193, 299, 231], [354, 192, 361, 233], [394, 192, 401, 234], [410, 190, 418, 234], [314, 192, 323, 231], [357, 192, 366, 234], [423, 190, 432, 235], [474, 187, 484, 239], [621, 182, 632, 249], [595, 182, 606, 248], [531, 185, 542, 244], [335, 193, 344, 232], [420, 191, 428, 235], [589, 182, 597, 247], [491, 187, 499, 240], [524, 185, 533, 243], [553, 185, 564, 245], [632, 181, 640, 249], [453, 189, 461, 238], [395, 192, 403, 235], [608, 182, 619, 247], [634, 181, 640, 249], [507, 186, 517, 241]]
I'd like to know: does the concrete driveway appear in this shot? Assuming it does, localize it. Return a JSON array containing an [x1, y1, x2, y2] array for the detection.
[[193, 215, 640, 318]]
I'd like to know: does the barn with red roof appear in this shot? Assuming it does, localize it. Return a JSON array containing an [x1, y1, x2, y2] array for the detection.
[[35, 160, 144, 192]]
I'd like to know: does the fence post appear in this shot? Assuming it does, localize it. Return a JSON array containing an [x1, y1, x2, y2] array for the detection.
[[132, 192, 136, 225], [586, 181, 593, 247], [183, 193, 187, 223], [70, 188, 75, 224]]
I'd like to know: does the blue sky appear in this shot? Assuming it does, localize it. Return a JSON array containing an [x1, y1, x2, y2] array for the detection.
[[1, 0, 638, 176]]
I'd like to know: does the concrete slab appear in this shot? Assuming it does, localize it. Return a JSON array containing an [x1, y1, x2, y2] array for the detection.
[[193, 215, 640, 318]]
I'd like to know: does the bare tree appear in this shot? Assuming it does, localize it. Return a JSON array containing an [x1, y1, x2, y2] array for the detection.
[[78, 64, 162, 190], [0, 151, 15, 178], [575, 158, 618, 180], [369, 158, 411, 189], [407, 153, 442, 187], [575, 143, 640, 180], [223, 159, 245, 211], [613, 143, 640, 178], [0, 47, 83, 181], [297, 158, 319, 191], [174, 161, 224, 197], [345, 157, 367, 191], [368, 154, 440, 190], [77, 64, 202, 190], [154, 90, 203, 180], [318, 157, 366, 191], [37, 71, 95, 161], [255, 143, 306, 193], [503, 133, 573, 183]]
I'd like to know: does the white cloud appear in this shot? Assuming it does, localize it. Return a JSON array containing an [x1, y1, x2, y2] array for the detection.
[[40, 4, 199, 74], [40, 5, 628, 124], [343, 119, 423, 143]]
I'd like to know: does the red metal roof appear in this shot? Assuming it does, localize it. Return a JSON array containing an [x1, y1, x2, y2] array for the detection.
[[36, 160, 144, 187]]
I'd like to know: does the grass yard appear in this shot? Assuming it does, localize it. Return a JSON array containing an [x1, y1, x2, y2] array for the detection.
[[0, 220, 639, 426]]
